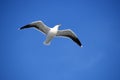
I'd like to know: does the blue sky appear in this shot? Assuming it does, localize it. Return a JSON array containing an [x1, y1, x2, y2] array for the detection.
[[0, 0, 120, 80]]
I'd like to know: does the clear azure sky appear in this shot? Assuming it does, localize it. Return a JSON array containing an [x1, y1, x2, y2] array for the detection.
[[0, 0, 120, 80]]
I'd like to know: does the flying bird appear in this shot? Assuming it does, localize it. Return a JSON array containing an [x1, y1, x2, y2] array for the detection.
[[19, 20, 83, 47]]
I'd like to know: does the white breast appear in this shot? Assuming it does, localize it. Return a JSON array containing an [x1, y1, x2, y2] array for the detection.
[[44, 26, 59, 45], [48, 25, 59, 36]]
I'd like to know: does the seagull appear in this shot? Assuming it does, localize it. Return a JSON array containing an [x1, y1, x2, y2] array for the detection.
[[19, 20, 83, 47]]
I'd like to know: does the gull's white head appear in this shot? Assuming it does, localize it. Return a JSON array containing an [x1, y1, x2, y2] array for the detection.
[[54, 24, 61, 29], [56, 24, 61, 27]]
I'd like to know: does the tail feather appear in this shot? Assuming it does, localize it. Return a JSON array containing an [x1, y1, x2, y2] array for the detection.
[[43, 41, 51, 45]]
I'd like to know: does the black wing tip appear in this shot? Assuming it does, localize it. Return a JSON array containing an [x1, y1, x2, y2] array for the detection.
[[18, 24, 32, 30], [17, 27, 22, 30], [18, 27, 26, 30], [80, 45, 83, 48], [77, 42, 83, 48], [72, 37, 83, 48], [19, 27, 24, 30]]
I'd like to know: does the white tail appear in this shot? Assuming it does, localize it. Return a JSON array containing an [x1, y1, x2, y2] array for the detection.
[[43, 41, 51, 45]]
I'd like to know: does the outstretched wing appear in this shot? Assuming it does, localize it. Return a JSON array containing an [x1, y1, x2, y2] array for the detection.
[[19, 21, 50, 34], [56, 29, 82, 47]]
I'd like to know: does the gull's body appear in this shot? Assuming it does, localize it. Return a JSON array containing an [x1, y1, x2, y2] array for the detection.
[[44, 25, 59, 45], [19, 20, 82, 47]]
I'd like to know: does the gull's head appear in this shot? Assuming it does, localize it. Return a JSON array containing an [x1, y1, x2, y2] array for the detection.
[[57, 24, 61, 27], [54, 24, 61, 29]]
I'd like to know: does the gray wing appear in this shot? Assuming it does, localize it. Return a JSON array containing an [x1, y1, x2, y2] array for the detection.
[[19, 21, 50, 34], [56, 29, 82, 47]]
